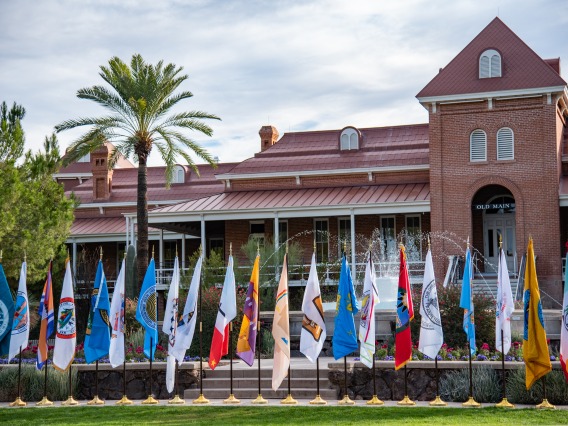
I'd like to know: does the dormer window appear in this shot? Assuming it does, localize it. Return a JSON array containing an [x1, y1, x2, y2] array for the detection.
[[340, 127, 360, 150], [172, 165, 185, 183], [479, 49, 501, 78], [78, 153, 90, 163]]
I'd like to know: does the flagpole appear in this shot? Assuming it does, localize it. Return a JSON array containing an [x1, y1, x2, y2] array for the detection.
[[116, 360, 133, 405], [193, 246, 209, 404], [10, 346, 26, 407], [337, 356, 355, 405], [224, 321, 240, 403], [429, 354, 446, 406], [367, 351, 383, 405], [495, 329, 514, 408], [536, 375, 555, 409], [252, 244, 267, 405], [310, 356, 327, 404], [61, 366, 79, 406], [87, 360, 104, 405], [142, 337, 158, 404], [462, 341, 480, 407], [280, 252, 297, 405], [397, 364, 415, 405], [36, 363, 53, 406], [169, 359, 185, 404]]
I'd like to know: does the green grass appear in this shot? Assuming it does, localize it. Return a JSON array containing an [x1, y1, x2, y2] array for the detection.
[[0, 406, 567, 425]]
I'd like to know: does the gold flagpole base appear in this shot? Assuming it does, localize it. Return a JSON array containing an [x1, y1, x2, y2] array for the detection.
[[536, 398, 556, 409], [367, 395, 384, 405], [251, 394, 268, 404], [281, 394, 298, 405], [9, 397, 27, 407], [429, 395, 447, 406], [61, 396, 80, 406], [168, 394, 185, 405], [193, 393, 210, 404], [116, 395, 133, 405], [309, 394, 327, 405], [87, 395, 105, 405], [397, 395, 416, 406], [495, 397, 514, 408], [338, 394, 355, 405], [141, 395, 159, 405], [223, 394, 241, 404], [36, 396, 54, 406], [462, 396, 481, 407]]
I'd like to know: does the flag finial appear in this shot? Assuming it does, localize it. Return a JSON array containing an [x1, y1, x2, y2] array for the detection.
[[466, 236, 470, 248], [257, 241, 260, 256], [313, 238, 316, 253], [100, 246, 103, 260], [499, 234, 502, 250], [343, 240, 346, 255], [176, 245, 178, 258], [230, 242, 232, 257], [24, 250, 26, 262], [152, 246, 155, 259], [0, 250, 2, 262], [427, 234, 431, 250], [67, 247, 70, 260]]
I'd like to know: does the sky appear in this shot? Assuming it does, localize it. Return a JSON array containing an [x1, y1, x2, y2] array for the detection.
[[1, 0, 567, 166]]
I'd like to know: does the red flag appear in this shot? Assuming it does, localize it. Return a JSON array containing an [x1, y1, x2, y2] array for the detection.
[[395, 245, 414, 370]]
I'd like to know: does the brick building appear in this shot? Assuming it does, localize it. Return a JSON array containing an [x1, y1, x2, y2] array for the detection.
[[64, 18, 568, 306]]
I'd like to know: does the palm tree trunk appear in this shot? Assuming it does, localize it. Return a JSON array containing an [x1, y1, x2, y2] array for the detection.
[[137, 156, 149, 289]]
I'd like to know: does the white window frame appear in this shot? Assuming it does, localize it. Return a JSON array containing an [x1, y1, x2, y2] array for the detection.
[[249, 220, 265, 246], [172, 165, 185, 183], [404, 214, 422, 261], [314, 218, 329, 263], [479, 49, 502, 79], [278, 220, 288, 246], [78, 153, 91, 163], [380, 216, 396, 261], [470, 129, 487, 162], [337, 217, 351, 257], [340, 127, 359, 150], [496, 127, 514, 161]]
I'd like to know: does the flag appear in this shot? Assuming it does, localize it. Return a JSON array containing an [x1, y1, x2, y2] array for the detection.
[[332, 255, 360, 360], [109, 258, 126, 368], [163, 256, 180, 393], [300, 253, 326, 363], [418, 248, 443, 360], [496, 247, 514, 355], [37, 262, 54, 370], [359, 253, 379, 368], [395, 245, 414, 370], [170, 256, 202, 364], [561, 253, 568, 382], [136, 259, 158, 360], [236, 255, 260, 366], [9, 261, 29, 361], [272, 254, 290, 391], [523, 238, 551, 390], [85, 260, 111, 363], [460, 247, 476, 356], [53, 257, 76, 371], [0, 263, 14, 357], [209, 255, 237, 370]]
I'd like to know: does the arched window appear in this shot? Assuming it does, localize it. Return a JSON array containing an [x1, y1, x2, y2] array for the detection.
[[479, 49, 502, 79], [470, 129, 487, 162], [339, 127, 360, 150], [497, 127, 514, 160], [171, 165, 185, 183]]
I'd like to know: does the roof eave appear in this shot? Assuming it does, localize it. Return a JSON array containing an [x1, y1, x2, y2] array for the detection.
[[417, 85, 567, 104]]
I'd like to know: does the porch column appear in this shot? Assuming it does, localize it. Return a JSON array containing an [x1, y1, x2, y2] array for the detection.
[[200, 215, 206, 259], [350, 209, 356, 282], [181, 234, 186, 269], [72, 240, 77, 276], [125, 217, 129, 246], [274, 212, 279, 281], [130, 220, 135, 246], [159, 229, 164, 269]]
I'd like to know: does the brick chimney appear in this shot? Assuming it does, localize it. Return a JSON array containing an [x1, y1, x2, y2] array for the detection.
[[259, 125, 279, 152], [91, 144, 113, 200]]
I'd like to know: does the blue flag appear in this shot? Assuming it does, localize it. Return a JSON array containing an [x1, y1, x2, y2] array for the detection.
[[85, 260, 111, 363], [136, 259, 158, 360], [332, 255, 360, 359], [0, 264, 15, 356], [460, 247, 476, 355]]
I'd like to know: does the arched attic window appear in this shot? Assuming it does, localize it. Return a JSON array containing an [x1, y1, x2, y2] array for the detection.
[[470, 129, 487, 162], [171, 164, 186, 183], [339, 127, 360, 150], [479, 49, 502, 79]]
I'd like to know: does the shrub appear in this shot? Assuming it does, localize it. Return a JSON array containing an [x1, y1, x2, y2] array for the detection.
[[507, 369, 568, 405], [0, 365, 77, 402], [439, 366, 501, 403]]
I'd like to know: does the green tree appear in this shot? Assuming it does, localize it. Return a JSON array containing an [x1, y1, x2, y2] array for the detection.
[[55, 54, 220, 287], [0, 102, 26, 163]]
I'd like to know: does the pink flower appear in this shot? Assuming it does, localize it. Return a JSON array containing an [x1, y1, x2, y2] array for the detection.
[[136, 346, 143, 354], [481, 343, 490, 351]]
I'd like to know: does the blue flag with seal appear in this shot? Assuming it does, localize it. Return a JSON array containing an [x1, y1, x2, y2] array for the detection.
[[85, 260, 111, 363], [460, 247, 476, 355], [332, 255, 360, 360], [136, 259, 158, 360], [0, 263, 15, 356]]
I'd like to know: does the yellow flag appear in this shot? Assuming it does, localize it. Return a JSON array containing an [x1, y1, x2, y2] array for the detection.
[[523, 238, 551, 390]]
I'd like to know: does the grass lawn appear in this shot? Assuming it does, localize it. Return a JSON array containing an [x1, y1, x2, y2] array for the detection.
[[0, 406, 566, 425]]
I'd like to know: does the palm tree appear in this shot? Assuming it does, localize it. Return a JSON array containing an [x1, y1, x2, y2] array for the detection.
[[56, 54, 220, 285]]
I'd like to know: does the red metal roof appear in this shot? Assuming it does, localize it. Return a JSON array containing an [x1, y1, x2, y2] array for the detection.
[[151, 183, 430, 215], [417, 18, 566, 99], [70, 217, 161, 236], [224, 124, 429, 176], [69, 162, 238, 204]]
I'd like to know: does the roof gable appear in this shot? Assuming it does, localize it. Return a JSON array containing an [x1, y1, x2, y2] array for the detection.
[[417, 17, 566, 100]]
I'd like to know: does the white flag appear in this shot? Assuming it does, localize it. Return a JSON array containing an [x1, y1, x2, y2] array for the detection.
[[170, 256, 202, 364], [272, 254, 290, 391], [208, 255, 237, 369], [8, 262, 29, 361], [561, 255, 568, 380], [163, 257, 180, 393], [359, 254, 379, 368], [496, 248, 514, 354], [300, 253, 326, 363], [53, 258, 76, 371], [418, 249, 443, 360], [109, 259, 126, 368]]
